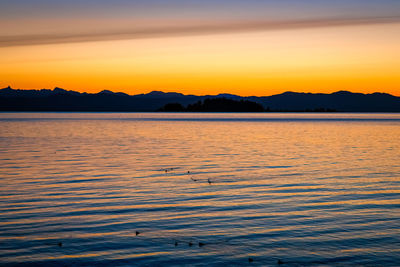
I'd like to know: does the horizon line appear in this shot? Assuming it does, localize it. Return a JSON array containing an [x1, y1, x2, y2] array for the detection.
[[2, 86, 399, 98]]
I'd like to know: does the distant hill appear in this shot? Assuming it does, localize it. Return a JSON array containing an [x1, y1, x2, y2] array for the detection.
[[1, 86, 400, 112]]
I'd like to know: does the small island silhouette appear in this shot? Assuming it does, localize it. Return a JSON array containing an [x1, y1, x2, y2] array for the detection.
[[158, 98, 265, 112], [158, 98, 337, 112]]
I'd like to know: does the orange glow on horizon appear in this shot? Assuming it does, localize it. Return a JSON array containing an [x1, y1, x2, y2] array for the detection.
[[1, 24, 399, 96]]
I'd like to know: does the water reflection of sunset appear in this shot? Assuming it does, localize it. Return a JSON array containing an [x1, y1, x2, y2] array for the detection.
[[1, 113, 399, 265]]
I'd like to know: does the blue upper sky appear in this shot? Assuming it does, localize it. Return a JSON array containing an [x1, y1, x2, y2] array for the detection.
[[1, 0, 399, 46], [2, 0, 399, 19]]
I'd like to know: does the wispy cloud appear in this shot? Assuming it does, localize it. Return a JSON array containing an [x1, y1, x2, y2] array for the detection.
[[1, 15, 399, 47]]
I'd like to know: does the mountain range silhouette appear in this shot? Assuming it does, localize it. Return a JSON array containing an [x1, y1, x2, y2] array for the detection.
[[1, 86, 399, 112]]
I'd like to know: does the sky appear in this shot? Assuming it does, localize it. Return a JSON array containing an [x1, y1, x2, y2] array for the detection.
[[0, 0, 400, 96]]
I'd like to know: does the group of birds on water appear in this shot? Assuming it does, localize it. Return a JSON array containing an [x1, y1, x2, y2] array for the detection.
[[163, 168, 213, 185], [55, 230, 285, 265], [134, 230, 285, 265]]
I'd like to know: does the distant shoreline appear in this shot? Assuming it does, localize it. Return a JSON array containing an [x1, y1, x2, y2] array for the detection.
[[1, 87, 400, 112]]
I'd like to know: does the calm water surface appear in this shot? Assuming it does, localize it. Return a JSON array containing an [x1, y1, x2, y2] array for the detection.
[[0, 113, 399, 266]]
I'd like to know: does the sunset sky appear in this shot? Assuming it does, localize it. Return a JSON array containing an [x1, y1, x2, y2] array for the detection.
[[1, 0, 400, 96]]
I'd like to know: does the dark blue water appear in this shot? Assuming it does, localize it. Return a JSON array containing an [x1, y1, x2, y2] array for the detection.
[[1, 113, 399, 266]]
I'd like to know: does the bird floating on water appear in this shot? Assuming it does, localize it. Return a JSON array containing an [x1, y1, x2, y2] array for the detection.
[[161, 167, 180, 172], [207, 178, 212, 185], [135, 231, 140, 236]]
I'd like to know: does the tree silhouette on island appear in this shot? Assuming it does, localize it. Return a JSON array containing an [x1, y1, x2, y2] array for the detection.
[[159, 98, 265, 112], [158, 98, 337, 112]]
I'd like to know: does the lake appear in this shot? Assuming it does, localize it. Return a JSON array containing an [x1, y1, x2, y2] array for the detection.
[[0, 112, 399, 266]]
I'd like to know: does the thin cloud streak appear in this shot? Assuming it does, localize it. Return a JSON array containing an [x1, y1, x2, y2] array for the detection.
[[1, 15, 400, 47]]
